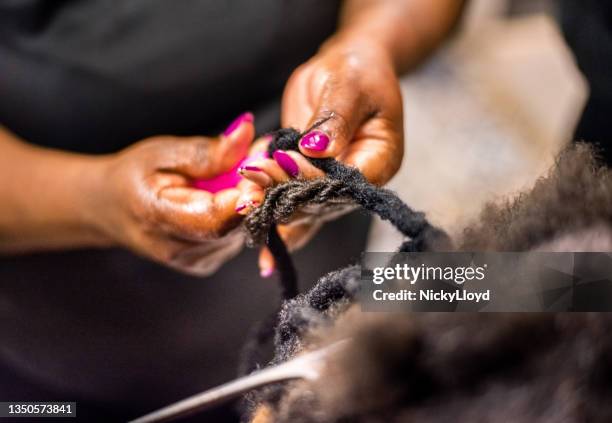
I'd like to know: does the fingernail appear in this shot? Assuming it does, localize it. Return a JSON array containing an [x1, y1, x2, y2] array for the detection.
[[235, 200, 259, 215], [223, 112, 254, 137], [260, 268, 274, 278], [299, 130, 329, 151], [273, 150, 299, 177], [238, 165, 263, 174]]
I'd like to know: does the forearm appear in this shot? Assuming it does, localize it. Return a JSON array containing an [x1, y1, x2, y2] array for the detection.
[[0, 126, 112, 253], [331, 0, 466, 73]]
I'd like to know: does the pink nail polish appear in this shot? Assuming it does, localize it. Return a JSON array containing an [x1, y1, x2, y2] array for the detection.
[[300, 130, 329, 151], [223, 112, 254, 136], [235, 200, 260, 214], [239, 165, 263, 173], [260, 268, 274, 278], [273, 150, 299, 177]]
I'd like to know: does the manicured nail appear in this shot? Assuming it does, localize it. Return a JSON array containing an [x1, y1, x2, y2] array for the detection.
[[260, 268, 274, 278], [238, 165, 262, 174], [235, 200, 259, 215], [273, 150, 299, 177], [299, 130, 329, 151], [223, 112, 254, 137]]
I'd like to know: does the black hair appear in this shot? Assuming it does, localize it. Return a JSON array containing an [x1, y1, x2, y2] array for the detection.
[[238, 126, 449, 417], [241, 142, 612, 423]]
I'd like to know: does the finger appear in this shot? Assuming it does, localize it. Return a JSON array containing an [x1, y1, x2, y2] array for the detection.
[[147, 172, 190, 190], [165, 112, 255, 181], [297, 81, 372, 159], [235, 178, 265, 216], [236, 151, 325, 220], [236, 135, 274, 188], [238, 165, 273, 188], [241, 150, 325, 187], [243, 157, 292, 183], [258, 247, 275, 278], [216, 112, 256, 172], [341, 116, 404, 186], [279, 151, 325, 180], [281, 62, 317, 130], [188, 113, 256, 192], [154, 187, 242, 240], [247, 135, 272, 157]]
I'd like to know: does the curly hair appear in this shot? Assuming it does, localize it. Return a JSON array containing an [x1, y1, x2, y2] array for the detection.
[[242, 140, 612, 423]]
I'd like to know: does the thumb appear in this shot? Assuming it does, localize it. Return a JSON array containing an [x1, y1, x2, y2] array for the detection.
[[298, 83, 369, 159], [158, 113, 254, 180], [216, 112, 255, 173]]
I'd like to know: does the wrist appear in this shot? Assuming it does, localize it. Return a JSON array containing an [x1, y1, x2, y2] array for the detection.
[[69, 153, 117, 248], [319, 30, 396, 72], [0, 128, 116, 253]]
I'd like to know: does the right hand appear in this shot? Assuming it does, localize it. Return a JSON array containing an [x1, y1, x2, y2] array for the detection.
[[86, 115, 255, 276]]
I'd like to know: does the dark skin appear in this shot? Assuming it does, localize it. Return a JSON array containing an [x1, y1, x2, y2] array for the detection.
[[240, 0, 465, 274], [0, 0, 465, 275], [0, 123, 254, 275]]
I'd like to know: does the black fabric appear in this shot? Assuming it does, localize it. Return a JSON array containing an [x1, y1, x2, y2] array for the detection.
[[0, 1, 349, 422], [0, 215, 370, 423], [0, 0, 340, 152], [558, 0, 612, 164]]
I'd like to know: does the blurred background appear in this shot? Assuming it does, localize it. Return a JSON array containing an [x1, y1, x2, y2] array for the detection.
[[368, 0, 588, 250]]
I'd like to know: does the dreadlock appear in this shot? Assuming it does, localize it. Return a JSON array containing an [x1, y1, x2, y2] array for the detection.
[[238, 126, 450, 407], [244, 126, 451, 300], [239, 140, 612, 422]]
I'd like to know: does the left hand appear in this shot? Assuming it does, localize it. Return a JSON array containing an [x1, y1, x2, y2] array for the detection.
[[238, 38, 405, 276]]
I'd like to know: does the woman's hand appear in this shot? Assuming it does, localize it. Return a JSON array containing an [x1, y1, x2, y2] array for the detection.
[[89, 116, 254, 275], [0, 113, 255, 275], [282, 38, 404, 184], [239, 37, 404, 276], [0, 115, 255, 276], [238, 0, 466, 277]]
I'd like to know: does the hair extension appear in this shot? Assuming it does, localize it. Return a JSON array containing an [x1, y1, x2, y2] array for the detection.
[[245, 126, 451, 282], [239, 142, 612, 422], [239, 126, 449, 418], [243, 143, 612, 423]]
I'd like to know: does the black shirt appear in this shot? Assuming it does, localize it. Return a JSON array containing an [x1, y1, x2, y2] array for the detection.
[[0, 0, 340, 152], [0, 2, 361, 422]]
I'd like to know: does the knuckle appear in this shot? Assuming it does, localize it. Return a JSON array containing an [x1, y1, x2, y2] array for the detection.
[[329, 111, 352, 140]]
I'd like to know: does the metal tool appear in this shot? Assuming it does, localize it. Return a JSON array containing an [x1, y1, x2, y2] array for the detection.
[[129, 340, 347, 423]]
